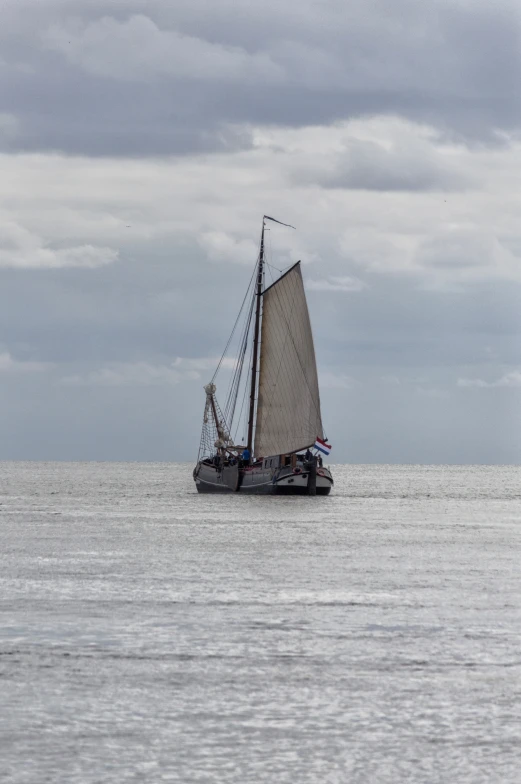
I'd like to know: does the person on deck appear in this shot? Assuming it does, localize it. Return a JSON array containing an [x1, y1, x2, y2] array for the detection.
[[241, 447, 250, 464], [305, 448, 313, 461]]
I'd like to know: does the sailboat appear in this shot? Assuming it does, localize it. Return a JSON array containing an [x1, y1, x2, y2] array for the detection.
[[193, 215, 334, 495]]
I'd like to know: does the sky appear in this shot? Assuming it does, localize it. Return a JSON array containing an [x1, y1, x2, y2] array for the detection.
[[1, 0, 521, 463]]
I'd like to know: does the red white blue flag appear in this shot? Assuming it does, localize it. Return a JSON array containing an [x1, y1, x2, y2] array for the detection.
[[315, 437, 331, 456]]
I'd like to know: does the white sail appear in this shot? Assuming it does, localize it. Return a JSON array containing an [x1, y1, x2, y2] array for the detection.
[[254, 262, 324, 457]]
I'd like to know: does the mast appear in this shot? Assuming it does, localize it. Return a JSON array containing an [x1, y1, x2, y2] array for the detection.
[[246, 218, 265, 458]]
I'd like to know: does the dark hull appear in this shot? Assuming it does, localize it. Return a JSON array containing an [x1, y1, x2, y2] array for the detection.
[[193, 461, 333, 495]]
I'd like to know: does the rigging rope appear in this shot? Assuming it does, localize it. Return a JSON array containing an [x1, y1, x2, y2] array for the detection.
[[233, 337, 254, 445], [224, 289, 255, 427], [211, 261, 257, 384]]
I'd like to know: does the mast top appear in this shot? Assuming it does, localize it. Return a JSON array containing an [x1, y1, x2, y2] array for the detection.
[[263, 215, 296, 230]]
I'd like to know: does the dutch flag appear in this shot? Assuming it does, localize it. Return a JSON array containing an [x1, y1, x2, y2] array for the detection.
[[314, 437, 332, 456]]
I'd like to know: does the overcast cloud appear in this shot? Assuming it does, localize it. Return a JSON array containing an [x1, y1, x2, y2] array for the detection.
[[1, 0, 520, 462]]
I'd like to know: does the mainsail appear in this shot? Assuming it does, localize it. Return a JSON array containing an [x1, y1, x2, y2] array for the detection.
[[254, 262, 324, 457]]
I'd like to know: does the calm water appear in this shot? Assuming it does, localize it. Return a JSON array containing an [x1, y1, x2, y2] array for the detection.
[[1, 462, 521, 783]]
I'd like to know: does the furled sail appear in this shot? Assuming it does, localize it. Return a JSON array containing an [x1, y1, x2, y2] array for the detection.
[[254, 262, 324, 457]]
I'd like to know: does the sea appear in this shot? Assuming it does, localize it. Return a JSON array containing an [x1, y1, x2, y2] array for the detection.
[[1, 462, 520, 783]]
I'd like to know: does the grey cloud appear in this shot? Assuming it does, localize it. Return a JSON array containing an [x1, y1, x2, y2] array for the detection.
[[60, 362, 201, 387], [458, 370, 521, 388], [307, 275, 366, 292], [2, 1, 521, 157], [417, 231, 497, 269], [43, 15, 284, 84], [0, 241, 257, 364], [2, 235, 520, 374], [323, 376, 521, 463], [0, 63, 255, 157], [293, 137, 472, 192], [0, 219, 118, 268], [414, 229, 521, 285], [311, 274, 521, 375], [0, 351, 52, 373]]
